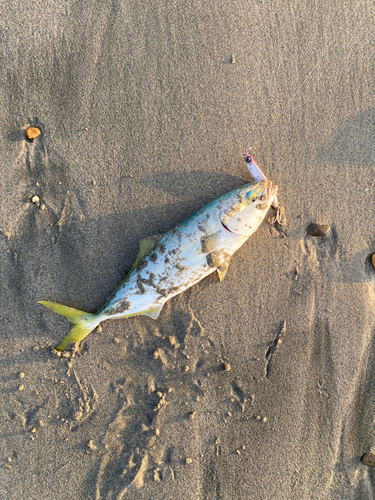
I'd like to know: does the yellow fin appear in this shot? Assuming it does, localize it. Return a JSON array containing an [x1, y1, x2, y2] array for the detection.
[[126, 234, 164, 277], [217, 260, 230, 282], [38, 301, 99, 351], [217, 268, 227, 282], [38, 301, 91, 323], [142, 305, 163, 319], [54, 324, 97, 352]]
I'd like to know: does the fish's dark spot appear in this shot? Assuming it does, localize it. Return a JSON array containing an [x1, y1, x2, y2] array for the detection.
[[139, 273, 156, 288], [176, 263, 187, 271], [165, 256, 170, 264], [159, 244, 166, 254], [207, 251, 222, 268], [109, 300, 131, 314], [150, 253, 158, 262], [136, 259, 148, 272], [163, 285, 179, 295], [256, 203, 267, 210], [171, 248, 177, 255], [136, 275, 146, 294], [155, 285, 168, 297]]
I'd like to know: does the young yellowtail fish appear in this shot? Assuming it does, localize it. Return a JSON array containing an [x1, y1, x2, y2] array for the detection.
[[40, 154, 278, 351]]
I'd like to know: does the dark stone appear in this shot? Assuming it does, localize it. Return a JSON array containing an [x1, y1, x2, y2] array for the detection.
[[306, 223, 331, 237]]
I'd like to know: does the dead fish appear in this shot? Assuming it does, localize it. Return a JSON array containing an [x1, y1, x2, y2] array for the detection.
[[40, 156, 278, 351]]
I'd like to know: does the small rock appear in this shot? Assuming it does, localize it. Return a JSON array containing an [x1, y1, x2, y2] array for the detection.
[[371, 254, 375, 270], [153, 468, 161, 482], [306, 223, 331, 237], [185, 457, 193, 464], [87, 439, 97, 451], [362, 451, 375, 467], [222, 362, 231, 371], [19, 372, 25, 379], [26, 126, 41, 139], [153, 349, 160, 359]]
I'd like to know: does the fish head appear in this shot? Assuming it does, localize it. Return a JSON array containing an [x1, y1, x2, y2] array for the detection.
[[220, 180, 278, 235]]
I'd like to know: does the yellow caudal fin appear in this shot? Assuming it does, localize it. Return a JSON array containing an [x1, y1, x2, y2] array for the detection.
[[38, 301, 100, 351]]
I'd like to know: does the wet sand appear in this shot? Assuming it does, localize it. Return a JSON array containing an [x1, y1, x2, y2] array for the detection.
[[1, 1, 375, 498]]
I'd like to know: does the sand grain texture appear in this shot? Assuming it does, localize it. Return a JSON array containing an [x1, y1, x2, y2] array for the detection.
[[1, 1, 375, 499]]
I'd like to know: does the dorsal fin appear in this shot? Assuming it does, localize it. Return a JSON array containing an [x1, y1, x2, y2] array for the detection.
[[126, 234, 164, 277]]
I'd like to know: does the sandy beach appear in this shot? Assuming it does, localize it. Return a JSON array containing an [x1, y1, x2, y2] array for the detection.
[[1, 1, 375, 498]]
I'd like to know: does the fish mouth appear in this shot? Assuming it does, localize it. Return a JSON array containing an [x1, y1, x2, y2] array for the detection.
[[221, 220, 236, 234], [258, 180, 277, 206]]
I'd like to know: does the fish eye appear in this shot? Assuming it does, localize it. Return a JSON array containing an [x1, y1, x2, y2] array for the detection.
[[246, 192, 257, 204]]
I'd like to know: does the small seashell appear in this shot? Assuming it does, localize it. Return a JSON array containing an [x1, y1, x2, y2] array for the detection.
[[26, 126, 41, 139], [306, 223, 331, 237], [371, 254, 375, 270], [362, 451, 375, 467]]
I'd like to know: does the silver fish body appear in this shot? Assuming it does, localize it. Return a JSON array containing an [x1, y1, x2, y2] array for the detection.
[[40, 178, 278, 350], [103, 179, 276, 320]]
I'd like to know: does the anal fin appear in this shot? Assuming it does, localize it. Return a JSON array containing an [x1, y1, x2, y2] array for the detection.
[[217, 268, 227, 282], [142, 304, 164, 320]]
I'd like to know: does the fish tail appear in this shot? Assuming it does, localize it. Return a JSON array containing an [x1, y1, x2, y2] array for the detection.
[[38, 301, 101, 351]]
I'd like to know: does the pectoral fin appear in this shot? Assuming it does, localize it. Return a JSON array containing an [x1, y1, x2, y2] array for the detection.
[[142, 304, 164, 319], [217, 268, 227, 282], [217, 261, 230, 282]]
